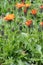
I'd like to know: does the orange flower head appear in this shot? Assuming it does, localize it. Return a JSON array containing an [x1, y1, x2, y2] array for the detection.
[[4, 14, 15, 21], [25, 3, 31, 8], [25, 20, 32, 26], [31, 9, 37, 15], [40, 5, 43, 9], [40, 22, 43, 26], [16, 3, 25, 9]]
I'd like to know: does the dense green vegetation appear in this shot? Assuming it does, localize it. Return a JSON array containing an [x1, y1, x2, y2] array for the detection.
[[0, 0, 43, 65]]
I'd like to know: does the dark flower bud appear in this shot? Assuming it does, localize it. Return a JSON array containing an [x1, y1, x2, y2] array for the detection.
[[11, 28, 15, 32], [24, 9, 27, 16], [21, 0, 25, 3], [1, 30, 4, 36], [8, 0, 11, 4], [19, 25, 22, 30], [8, 8, 10, 11], [2, 13, 5, 17], [2, 25, 5, 29]]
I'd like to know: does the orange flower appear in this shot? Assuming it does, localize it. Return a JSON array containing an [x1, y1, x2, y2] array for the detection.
[[40, 22, 43, 26], [25, 3, 31, 8], [31, 9, 37, 15], [16, 3, 25, 8], [25, 20, 32, 26], [4, 14, 15, 21], [40, 5, 43, 9]]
